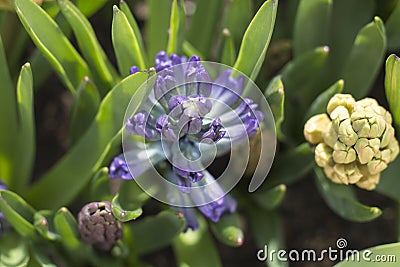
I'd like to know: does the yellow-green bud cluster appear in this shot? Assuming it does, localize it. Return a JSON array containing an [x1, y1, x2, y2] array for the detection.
[[304, 94, 399, 190]]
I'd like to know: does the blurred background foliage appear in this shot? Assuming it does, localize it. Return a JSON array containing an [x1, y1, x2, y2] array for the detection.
[[0, 0, 400, 266]]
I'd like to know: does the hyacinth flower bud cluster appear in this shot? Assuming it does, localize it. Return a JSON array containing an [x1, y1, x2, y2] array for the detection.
[[304, 94, 399, 190], [78, 201, 123, 251], [109, 51, 264, 231]]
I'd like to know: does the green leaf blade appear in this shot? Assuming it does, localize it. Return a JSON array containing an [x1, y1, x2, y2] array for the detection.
[[314, 167, 382, 222], [341, 17, 386, 99], [53, 207, 81, 250], [147, 0, 171, 61], [58, 0, 119, 92], [233, 0, 278, 80], [167, 0, 185, 55], [210, 213, 244, 247], [385, 54, 400, 128], [112, 6, 147, 76], [14, 0, 90, 93], [27, 73, 148, 209]]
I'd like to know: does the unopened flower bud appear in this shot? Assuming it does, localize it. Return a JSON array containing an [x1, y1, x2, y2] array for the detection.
[[78, 201, 123, 251]]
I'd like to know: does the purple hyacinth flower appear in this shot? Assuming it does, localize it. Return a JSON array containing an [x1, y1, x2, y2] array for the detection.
[[197, 194, 237, 223], [126, 111, 160, 140], [130, 66, 140, 75], [155, 51, 187, 72], [109, 155, 133, 180]]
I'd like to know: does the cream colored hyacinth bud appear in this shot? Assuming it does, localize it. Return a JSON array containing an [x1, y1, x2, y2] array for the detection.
[[304, 94, 399, 190]]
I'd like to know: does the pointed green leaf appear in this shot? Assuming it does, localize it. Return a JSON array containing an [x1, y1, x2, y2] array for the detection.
[[147, 0, 171, 60], [58, 0, 119, 92], [12, 64, 35, 192], [376, 157, 400, 202], [293, 0, 332, 56], [167, 0, 185, 55], [305, 79, 344, 120], [75, 0, 107, 16], [33, 210, 59, 241], [111, 193, 143, 222], [89, 167, 111, 201], [210, 213, 244, 247], [130, 210, 186, 255], [281, 46, 330, 142], [27, 72, 148, 209], [265, 76, 284, 140], [385, 54, 400, 128], [219, 29, 236, 66], [0, 37, 18, 186], [183, 41, 205, 60], [221, 0, 253, 49], [251, 184, 286, 210], [334, 242, 400, 267], [262, 143, 314, 189], [233, 0, 278, 80], [0, 233, 30, 267], [14, 0, 90, 93], [386, 0, 400, 51], [119, 0, 147, 64], [173, 216, 222, 267], [69, 77, 100, 146], [247, 208, 287, 267], [53, 207, 80, 250], [186, 0, 222, 58], [112, 6, 146, 76], [314, 167, 382, 222], [0, 190, 36, 238], [341, 17, 386, 99]]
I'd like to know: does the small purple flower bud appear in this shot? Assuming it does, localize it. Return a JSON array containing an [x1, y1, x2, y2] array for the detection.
[[156, 114, 178, 140], [185, 57, 211, 97], [78, 201, 123, 251], [154, 51, 171, 72], [201, 118, 226, 143], [109, 155, 133, 180], [197, 194, 237, 223], [173, 167, 204, 193], [130, 66, 140, 75], [126, 111, 159, 140], [180, 208, 199, 232]]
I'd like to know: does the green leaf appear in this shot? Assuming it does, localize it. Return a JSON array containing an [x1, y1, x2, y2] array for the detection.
[[233, 0, 278, 80], [261, 143, 314, 189], [69, 77, 100, 146], [280, 46, 330, 142], [210, 213, 244, 247], [12, 64, 35, 193], [0, 190, 37, 238], [305, 79, 344, 120], [33, 210, 59, 241], [75, 0, 107, 17], [89, 167, 111, 201], [27, 72, 148, 209], [247, 208, 287, 267], [53, 207, 80, 250], [265, 76, 285, 140], [314, 167, 382, 222], [385, 54, 400, 128], [173, 216, 222, 267], [221, 0, 253, 49], [183, 41, 205, 60], [119, 0, 147, 64], [334, 242, 400, 267], [293, 0, 332, 56], [0, 233, 30, 267], [251, 184, 286, 210], [130, 210, 186, 255], [341, 17, 386, 99], [386, 0, 400, 51], [31, 249, 58, 267], [14, 0, 90, 93], [111, 193, 143, 222], [167, 0, 185, 55], [112, 6, 147, 76], [186, 0, 222, 58], [376, 157, 400, 202], [58, 0, 120, 92], [147, 0, 171, 60], [0, 37, 18, 186], [219, 29, 236, 66]]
